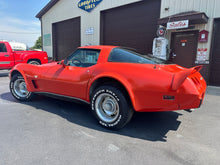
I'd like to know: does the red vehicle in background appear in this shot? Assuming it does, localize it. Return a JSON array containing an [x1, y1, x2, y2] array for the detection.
[[0, 41, 48, 70]]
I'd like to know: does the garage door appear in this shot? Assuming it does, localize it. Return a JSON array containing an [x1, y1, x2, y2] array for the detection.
[[100, 0, 161, 54], [52, 17, 80, 61], [209, 19, 220, 86]]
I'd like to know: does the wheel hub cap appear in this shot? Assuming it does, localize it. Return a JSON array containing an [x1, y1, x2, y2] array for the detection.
[[95, 93, 119, 123], [102, 99, 116, 116], [14, 79, 29, 98]]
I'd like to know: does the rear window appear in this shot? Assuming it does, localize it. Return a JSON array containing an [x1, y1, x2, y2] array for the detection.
[[108, 48, 169, 64], [0, 43, 7, 52]]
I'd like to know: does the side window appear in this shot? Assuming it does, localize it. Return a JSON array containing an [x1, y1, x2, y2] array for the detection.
[[108, 48, 156, 64], [0, 43, 7, 52], [66, 49, 100, 67]]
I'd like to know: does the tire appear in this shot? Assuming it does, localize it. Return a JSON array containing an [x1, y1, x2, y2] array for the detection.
[[10, 74, 34, 101], [91, 85, 134, 130], [28, 60, 40, 65]]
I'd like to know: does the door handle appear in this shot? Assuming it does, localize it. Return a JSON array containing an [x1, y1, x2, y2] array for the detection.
[[4, 55, 9, 57]]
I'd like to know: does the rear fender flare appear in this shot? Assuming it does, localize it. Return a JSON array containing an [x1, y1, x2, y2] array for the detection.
[[88, 73, 136, 109], [22, 53, 41, 63]]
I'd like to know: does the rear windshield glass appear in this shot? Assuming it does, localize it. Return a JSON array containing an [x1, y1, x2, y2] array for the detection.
[[108, 48, 170, 64], [0, 43, 7, 52]]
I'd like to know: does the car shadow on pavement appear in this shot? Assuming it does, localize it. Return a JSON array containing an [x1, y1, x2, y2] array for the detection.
[[1, 92, 182, 142]]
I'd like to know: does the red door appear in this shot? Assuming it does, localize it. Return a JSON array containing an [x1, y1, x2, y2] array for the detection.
[[170, 31, 199, 68], [35, 49, 100, 101], [37, 64, 91, 100]]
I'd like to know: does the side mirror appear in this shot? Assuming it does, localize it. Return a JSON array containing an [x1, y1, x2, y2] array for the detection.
[[60, 60, 66, 68]]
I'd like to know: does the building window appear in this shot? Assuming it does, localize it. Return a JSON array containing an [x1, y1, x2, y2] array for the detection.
[[0, 43, 7, 52]]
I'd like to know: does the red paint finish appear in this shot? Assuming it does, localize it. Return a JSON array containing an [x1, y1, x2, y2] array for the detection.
[[10, 46, 206, 112], [0, 41, 48, 70]]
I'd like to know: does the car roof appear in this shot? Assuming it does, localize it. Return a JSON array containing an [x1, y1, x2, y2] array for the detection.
[[79, 45, 118, 50]]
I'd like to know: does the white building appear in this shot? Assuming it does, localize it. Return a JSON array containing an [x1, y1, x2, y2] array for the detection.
[[36, 0, 220, 86]]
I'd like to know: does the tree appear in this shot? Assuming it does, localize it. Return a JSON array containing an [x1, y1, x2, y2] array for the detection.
[[32, 36, 42, 49]]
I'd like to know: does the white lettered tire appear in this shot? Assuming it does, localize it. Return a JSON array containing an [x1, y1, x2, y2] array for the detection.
[[91, 85, 134, 130], [10, 74, 34, 101]]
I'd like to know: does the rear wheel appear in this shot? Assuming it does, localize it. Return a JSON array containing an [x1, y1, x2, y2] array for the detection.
[[91, 85, 134, 130], [28, 60, 40, 65], [10, 74, 34, 101]]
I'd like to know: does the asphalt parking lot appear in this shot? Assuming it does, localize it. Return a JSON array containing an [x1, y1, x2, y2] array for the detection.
[[0, 70, 220, 165]]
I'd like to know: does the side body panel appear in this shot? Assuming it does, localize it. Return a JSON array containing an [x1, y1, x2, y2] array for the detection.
[[33, 64, 91, 100], [88, 63, 179, 112], [10, 46, 206, 112], [88, 63, 206, 112]]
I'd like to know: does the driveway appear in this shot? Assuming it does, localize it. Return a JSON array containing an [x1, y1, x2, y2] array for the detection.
[[0, 70, 220, 165]]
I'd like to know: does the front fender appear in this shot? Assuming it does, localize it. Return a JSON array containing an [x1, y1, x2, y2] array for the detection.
[[10, 64, 34, 92]]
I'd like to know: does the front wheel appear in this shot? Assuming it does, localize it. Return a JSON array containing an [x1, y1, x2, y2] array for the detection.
[[10, 74, 34, 101], [91, 85, 134, 130]]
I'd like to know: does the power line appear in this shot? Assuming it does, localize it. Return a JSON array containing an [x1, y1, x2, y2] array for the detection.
[[0, 31, 40, 34]]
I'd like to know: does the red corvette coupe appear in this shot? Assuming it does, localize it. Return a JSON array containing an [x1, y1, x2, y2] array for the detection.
[[9, 46, 206, 129]]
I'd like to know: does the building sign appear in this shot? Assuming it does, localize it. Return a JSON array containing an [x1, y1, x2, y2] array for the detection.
[[195, 48, 209, 64], [157, 27, 166, 37], [43, 34, 51, 46], [86, 27, 94, 35], [199, 30, 209, 43], [78, 0, 103, 12], [167, 20, 189, 30]]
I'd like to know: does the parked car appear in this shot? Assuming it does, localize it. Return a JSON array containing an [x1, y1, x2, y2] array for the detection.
[[0, 41, 48, 70], [9, 46, 206, 129]]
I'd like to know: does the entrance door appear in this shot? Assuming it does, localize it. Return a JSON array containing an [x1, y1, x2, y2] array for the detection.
[[170, 31, 199, 68]]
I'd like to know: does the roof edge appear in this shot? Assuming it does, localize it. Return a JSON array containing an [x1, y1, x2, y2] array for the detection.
[[36, 0, 59, 18], [158, 11, 209, 26]]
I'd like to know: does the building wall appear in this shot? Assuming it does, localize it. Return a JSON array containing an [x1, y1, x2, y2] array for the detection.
[[160, 0, 220, 62], [161, 0, 220, 18], [41, 0, 142, 57]]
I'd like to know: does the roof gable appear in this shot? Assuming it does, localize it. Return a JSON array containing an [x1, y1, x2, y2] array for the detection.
[[36, 0, 59, 18]]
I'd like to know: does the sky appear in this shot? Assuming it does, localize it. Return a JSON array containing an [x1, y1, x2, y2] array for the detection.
[[0, 0, 50, 47]]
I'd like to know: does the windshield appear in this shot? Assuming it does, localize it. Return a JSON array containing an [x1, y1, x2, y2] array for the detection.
[[108, 48, 171, 64]]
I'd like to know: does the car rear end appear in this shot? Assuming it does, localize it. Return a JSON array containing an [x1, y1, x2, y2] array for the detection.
[[176, 67, 207, 110]]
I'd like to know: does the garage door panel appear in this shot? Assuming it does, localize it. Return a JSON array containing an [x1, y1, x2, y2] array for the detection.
[[210, 19, 220, 86], [52, 17, 80, 61], [101, 0, 161, 54]]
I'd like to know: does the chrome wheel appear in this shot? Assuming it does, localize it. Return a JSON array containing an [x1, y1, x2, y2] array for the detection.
[[95, 93, 119, 123], [13, 79, 30, 98]]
